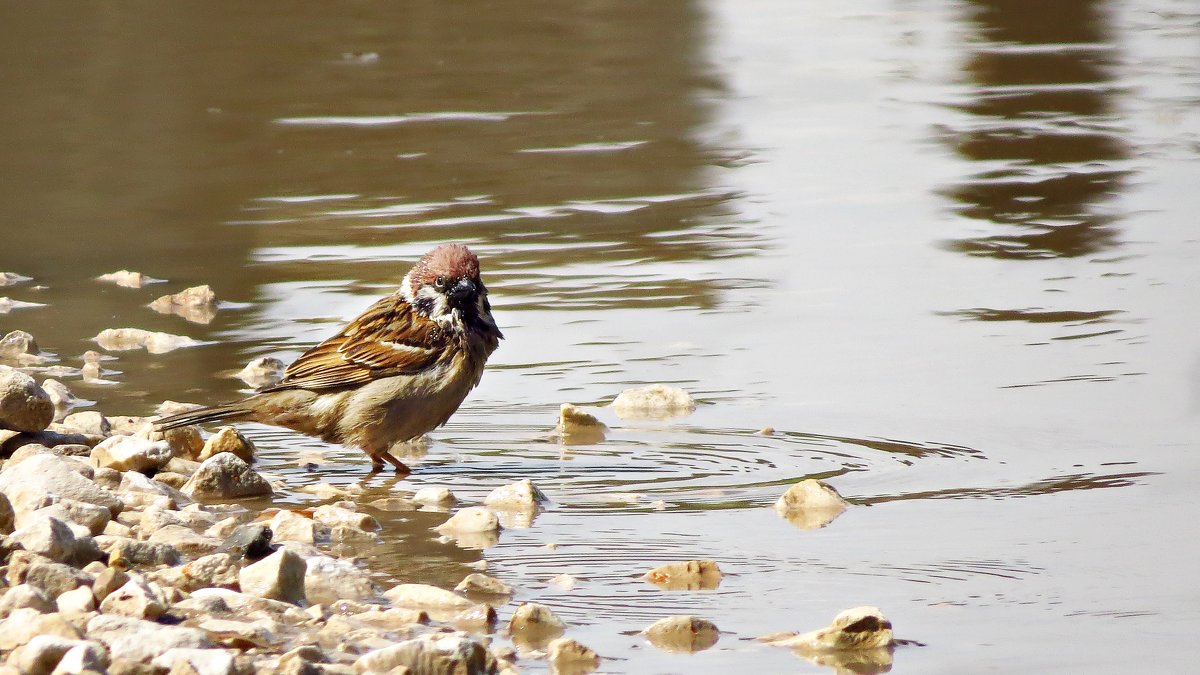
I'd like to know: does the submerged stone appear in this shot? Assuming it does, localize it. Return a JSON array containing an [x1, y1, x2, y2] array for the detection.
[[610, 383, 697, 419], [643, 559, 722, 591]]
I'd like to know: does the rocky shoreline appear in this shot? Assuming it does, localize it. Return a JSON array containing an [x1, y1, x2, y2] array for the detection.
[[0, 323, 892, 675]]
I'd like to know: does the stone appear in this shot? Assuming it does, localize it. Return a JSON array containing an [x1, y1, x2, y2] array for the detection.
[[0, 330, 40, 358], [353, 634, 497, 675], [436, 507, 500, 535], [758, 606, 894, 652], [198, 426, 255, 463], [610, 384, 697, 419], [547, 637, 600, 673], [8, 552, 95, 597], [185, 589, 310, 626], [160, 425, 205, 461], [483, 479, 550, 511], [554, 403, 607, 444], [643, 560, 722, 591], [0, 364, 54, 432], [92, 568, 130, 602], [86, 615, 211, 664], [12, 514, 103, 565], [48, 640, 109, 674], [90, 435, 172, 473], [313, 504, 379, 531], [305, 555, 376, 605], [175, 553, 240, 592], [507, 603, 566, 649], [182, 453, 273, 500], [55, 586, 97, 615], [147, 525, 219, 558], [93, 328, 199, 354], [454, 573, 513, 598], [268, 510, 323, 544], [643, 615, 720, 653], [774, 479, 850, 530], [149, 285, 218, 324], [99, 574, 167, 620], [0, 454, 122, 517], [41, 379, 78, 410], [0, 492, 13, 534], [195, 618, 277, 649], [9, 635, 101, 675], [0, 584, 55, 617], [383, 584, 474, 611], [0, 608, 83, 650], [216, 523, 274, 561], [365, 497, 417, 512], [238, 548, 307, 605], [20, 498, 112, 535], [548, 573, 577, 591], [412, 487, 456, 508], [60, 411, 110, 437], [95, 270, 164, 288], [0, 272, 32, 286], [235, 357, 285, 389], [101, 536, 184, 568]]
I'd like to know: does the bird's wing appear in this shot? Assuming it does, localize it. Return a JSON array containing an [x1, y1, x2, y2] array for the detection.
[[261, 294, 446, 392]]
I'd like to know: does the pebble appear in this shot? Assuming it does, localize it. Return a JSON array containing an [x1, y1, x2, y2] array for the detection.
[[267, 510, 322, 544], [150, 647, 240, 675], [547, 573, 577, 591], [0, 272, 32, 286], [412, 486, 456, 508], [149, 285, 218, 324], [0, 608, 83, 650], [0, 365, 54, 432], [353, 633, 498, 675], [216, 523, 274, 561], [60, 411, 110, 437], [92, 328, 200, 354], [0, 330, 41, 360], [182, 452, 274, 500], [172, 552, 241, 592], [238, 548, 307, 605], [87, 614, 212, 663], [643, 615, 720, 653], [40, 379, 78, 410], [554, 403, 607, 444], [11, 552, 95, 597], [483, 478, 550, 511], [235, 356, 286, 389], [304, 555, 376, 605], [454, 573, 513, 598], [8, 635, 103, 675], [643, 559, 722, 591], [95, 270, 164, 288], [758, 606, 894, 652], [98, 574, 168, 620], [0, 297, 43, 315], [774, 479, 850, 530], [198, 426, 256, 463], [507, 602, 566, 649], [436, 507, 499, 535], [547, 637, 600, 674], [55, 585, 97, 615], [11, 514, 102, 566], [610, 383, 697, 419], [313, 503, 379, 531], [383, 584, 474, 611], [0, 584, 55, 617], [147, 524, 220, 558], [89, 435, 172, 473]]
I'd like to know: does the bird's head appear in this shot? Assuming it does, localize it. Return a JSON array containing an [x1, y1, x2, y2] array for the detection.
[[404, 244, 494, 328]]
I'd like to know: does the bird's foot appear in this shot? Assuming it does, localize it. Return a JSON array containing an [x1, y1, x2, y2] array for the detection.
[[369, 451, 411, 475]]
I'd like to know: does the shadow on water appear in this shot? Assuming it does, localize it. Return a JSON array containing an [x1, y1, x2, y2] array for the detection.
[[938, 0, 1134, 260]]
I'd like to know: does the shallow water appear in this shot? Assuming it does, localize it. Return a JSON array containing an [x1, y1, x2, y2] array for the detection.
[[2, 0, 1199, 672]]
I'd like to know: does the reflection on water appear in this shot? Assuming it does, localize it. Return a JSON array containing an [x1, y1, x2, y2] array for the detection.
[[941, 0, 1132, 259]]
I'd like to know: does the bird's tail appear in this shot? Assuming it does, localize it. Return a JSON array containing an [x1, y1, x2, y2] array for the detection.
[[154, 402, 253, 431]]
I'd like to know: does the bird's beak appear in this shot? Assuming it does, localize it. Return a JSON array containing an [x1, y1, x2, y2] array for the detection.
[[448, 278, 478, 302]]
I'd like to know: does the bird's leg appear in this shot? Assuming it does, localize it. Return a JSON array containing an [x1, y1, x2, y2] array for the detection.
[[367, 448, 410, 475]]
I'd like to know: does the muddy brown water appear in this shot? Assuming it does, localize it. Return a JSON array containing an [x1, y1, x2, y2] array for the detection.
[[2, 1, 1199, 672]]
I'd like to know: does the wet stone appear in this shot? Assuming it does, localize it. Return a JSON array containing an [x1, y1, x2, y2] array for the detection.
[[554, 403, 607, 444], [313, 503, 379, 531], [239, 548, 307, 605], [383, 584, 474, 611], [149, 285, 218, 324], [412, 487, 456, 508], [547, 637, 600, 674], [0, 330, 40, 359], [758, 605, 894, 652], [454, 573, 513, 598], [774, 479, 850, 530], [304, 555, 376, 605], [353, 633, 498, 675], [0, 364, 54, 432], [182, 452, 273, 500], [198, 426, 255, 464], [507, 602, 566, 649], [217, 523, 275, 561], [436, 507, 500, 535], [93, 328, 199, 354], [610, 383, 697, 419], [643, 559, 722, 591], [643, 615, 720, 653], [236, 357, 285, 389], [41, 379, 78, 410], [95, 270, 164, 288], [90, 435, 172, 473], [60, 411, 110, 437]]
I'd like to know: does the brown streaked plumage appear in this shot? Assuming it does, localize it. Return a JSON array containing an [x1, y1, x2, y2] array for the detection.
[[155, 244, 502, 473]]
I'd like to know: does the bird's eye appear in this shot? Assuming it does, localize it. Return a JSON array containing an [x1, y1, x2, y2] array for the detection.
[[435, 276, 446, 288]]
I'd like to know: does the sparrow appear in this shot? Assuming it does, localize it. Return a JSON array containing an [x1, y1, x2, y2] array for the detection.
[[155, 244, 502, 473]]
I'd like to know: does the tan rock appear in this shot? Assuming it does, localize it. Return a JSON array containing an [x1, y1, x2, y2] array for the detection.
[[774, 479, 849, 530], [643, 559, 722, 591], [643, 615, 720, 653], [95, 270, 164, 288], [547, 637, 599, 674], [758, 606, 894, 652], [199, 426, 255, 463], [610, 383, 696, 419], [239, 549, 307, 605], [507, 602, 566, 650], [554, 403, 607, 444]]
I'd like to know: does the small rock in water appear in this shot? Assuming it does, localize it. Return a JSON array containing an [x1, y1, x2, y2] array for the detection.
[[413, 486, 456, 508], [643, 559, 722, 591], [181, 452, 274, 500], [199, 426, 256, 463], [0, 297, 43, 314], [149, 284, 218, 324], [93, 328, 200, 354], [507, 602, 566, 646], [610, 383, 697, 419], [96, 270, 165, 288], [484, 478, 551, 511], [353, 634, 497, 675], [40, 378, 78, 410], [313, 503, 379, 531], [758, 606, 895, 654], [305, 555, 376, 604], [383, 583, 474, 611], [547, 637, 600, 674], [0, 330, 41, 359], [236, 356, 286, 389], [643, 615, 721, 653], [0, 365, 54, 432], [548, 573, 577, 591], [555, 403, 607, 444], [436, 507, 500, 549], [217, 523, 275, 562], [61, 410, 109, 436], [774, 479, 850, 530], [0, 272, 32, 286], [454, 573, 513, 598]]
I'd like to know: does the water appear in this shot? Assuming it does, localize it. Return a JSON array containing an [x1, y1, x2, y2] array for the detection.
[[2, 0, 1198, 672]]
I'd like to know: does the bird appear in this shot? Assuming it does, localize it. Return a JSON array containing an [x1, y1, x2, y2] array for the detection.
[[155, 243, 503, 473]]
